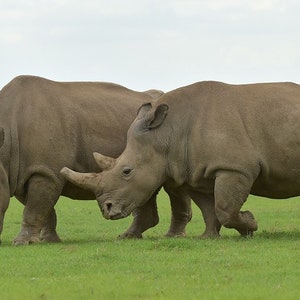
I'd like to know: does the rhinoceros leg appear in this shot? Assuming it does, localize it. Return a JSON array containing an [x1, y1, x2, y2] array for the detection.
[[118, 190, 160, 239], [13, 175, 61, 245], [214, 172, 258, 236], [190, 192, 221, 238], [164, 185, 192, 237], [0, 165, 10, 245], [40, 208, 62, 243], [15, 195, 61, 243], [119, 186, 192, 239]]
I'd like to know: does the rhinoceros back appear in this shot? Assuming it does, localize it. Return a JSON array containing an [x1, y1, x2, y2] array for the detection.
[[0, 75, 157, 199]]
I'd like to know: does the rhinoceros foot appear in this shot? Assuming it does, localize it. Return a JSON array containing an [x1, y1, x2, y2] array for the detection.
[[164, 231, 186, 237], [118, 231, 143, 239], [40, 231, 62, 243], [238, 210, 258, 237], [12, 233, 41, 246], [199, 231, 221, 239]]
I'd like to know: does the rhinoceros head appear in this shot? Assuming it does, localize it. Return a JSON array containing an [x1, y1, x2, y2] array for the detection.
[[61, 102, 169, 220]]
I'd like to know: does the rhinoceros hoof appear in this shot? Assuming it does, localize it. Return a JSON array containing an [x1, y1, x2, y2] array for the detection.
[[41, 234, 62, 243], [199, 232, 221, 239], [118, 232, 143, 239], [40, 230, 62, 243], [164, 231, 186, 238], [12, 235, 41, 246]]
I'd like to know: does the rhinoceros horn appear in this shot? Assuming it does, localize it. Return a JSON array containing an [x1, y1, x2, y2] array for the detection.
[[60, 167, 99, 192], [93, 152, 115, 171]]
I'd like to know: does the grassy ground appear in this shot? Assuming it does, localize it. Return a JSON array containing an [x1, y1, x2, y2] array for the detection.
[[0, 192, 299, 299]]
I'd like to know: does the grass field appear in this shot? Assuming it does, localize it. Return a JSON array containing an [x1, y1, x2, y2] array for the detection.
[[0, 192, 299, 299]]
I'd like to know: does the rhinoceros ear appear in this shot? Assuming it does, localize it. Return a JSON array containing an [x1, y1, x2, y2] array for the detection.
[[137, 102, 152, 118], [144, 104, 169, 129], [60, 167, 99, 192], [0, 128, 4, 148], [93, 152, 115, 171]]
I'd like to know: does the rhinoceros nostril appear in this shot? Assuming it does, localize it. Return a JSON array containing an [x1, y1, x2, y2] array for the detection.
[[105, 202, 112, 212]]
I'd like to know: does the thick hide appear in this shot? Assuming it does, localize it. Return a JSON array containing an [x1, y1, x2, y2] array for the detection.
[[62, 80, 300, 237], [0, 75, 192, 245]]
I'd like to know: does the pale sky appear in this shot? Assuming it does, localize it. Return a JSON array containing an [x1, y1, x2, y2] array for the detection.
[[1, 0, 300, 91]]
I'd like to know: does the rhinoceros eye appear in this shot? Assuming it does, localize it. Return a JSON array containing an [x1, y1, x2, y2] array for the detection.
[[122, 167, 133, 176]]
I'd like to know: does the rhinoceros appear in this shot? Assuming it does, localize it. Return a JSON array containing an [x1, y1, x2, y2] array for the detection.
[[0, 75, 194, 245], [61, 80, 300, 237]]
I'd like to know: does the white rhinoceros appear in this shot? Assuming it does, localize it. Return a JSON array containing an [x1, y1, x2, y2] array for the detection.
[[62, 80, 300, 237], [0, 75, 194, 245]]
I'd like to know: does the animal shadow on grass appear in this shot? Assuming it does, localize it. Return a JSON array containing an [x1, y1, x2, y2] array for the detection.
[[2, 230, 298, 247], [55, 228, 300, 245], [219, 230, 300, 241], [256, 229, 300, 240]]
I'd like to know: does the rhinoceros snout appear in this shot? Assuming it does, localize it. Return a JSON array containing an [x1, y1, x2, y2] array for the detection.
[[104, 201, 112, 213], [100, 201, 124, 220]]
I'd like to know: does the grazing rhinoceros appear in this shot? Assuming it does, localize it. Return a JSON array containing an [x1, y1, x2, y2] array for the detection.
[[61, 80, 300, 237], [0, 75, 194, 245]]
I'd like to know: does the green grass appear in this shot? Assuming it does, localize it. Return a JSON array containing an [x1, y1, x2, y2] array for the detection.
[[0, 193, 299, 299]]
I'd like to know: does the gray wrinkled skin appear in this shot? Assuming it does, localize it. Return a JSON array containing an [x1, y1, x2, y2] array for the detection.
[[62, 80, 300, 237], [0, 75, 192, 245]]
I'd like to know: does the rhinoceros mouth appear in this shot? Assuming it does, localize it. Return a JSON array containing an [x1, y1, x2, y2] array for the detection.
[[108, 204, 134, 220], [109, 213, 126, 220]]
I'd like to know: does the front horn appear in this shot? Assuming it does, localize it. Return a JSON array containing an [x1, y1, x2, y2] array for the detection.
[[93, 152, 115, 171], [60, 167, 99, 192]]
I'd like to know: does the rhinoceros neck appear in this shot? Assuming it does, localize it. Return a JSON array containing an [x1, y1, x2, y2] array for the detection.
[[161, 83, 216, 186], [163, 109, 197, 186]]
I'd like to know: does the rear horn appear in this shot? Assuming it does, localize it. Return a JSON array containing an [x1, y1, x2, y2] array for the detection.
[[93, 152, 115, 171]]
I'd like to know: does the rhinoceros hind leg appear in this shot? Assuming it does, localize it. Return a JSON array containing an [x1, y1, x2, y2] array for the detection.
[[214, 172, 258, 236], [13, 175, 61, 246], [189, 192, 221, 238]]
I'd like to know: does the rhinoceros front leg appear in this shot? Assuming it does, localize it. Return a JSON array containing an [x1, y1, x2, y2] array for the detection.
[[189, 191, 221, 238], [119, 186, 192, 239], [214, 172, 258, 236], [13, 175, 61, 245], [118, 191, 159, 239], [163, 184, 192, 237], [40, 208, 62, 243]]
